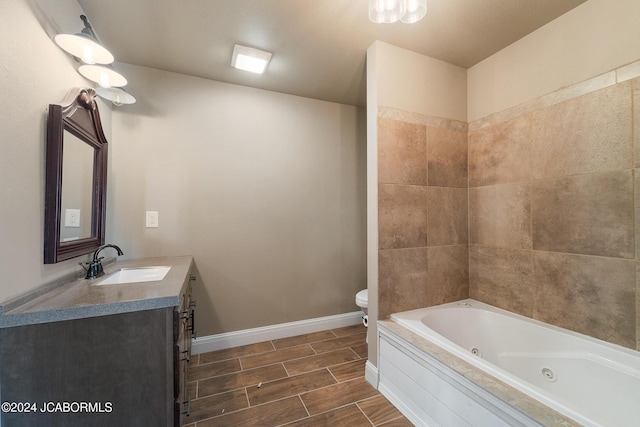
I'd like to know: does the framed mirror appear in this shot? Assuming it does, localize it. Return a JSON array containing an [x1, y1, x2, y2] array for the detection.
[[44, 88, 108, 263]]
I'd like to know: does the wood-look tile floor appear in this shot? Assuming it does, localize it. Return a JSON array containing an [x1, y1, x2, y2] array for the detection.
[[184, 324, 413, 426]]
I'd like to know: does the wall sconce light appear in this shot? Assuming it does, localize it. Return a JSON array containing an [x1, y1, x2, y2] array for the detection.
[[231, 44, 272, 74], [54, 15, 114, 64], [55, 14, 135, 105], [96, 87, 136, 106], [78, 64, 127, 88], [369, 0, 427, 24]]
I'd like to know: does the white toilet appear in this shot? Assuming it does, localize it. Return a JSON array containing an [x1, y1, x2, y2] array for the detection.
[[355, 289, 368, 326]]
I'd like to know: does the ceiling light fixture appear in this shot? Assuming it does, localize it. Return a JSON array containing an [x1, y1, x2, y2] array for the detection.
[[231, 44, 272, 74], [369, 0, 427, 24], [54, 15, 114, 64], [96, 87, 136, 106]]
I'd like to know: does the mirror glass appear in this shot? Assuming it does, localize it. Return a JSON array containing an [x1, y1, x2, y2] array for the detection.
[[60, 130, 95, 242]]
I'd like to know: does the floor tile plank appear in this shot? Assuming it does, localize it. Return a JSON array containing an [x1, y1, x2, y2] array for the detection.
[[247, 369, 336, 406], [310, 333, 367, 353], [284, 348, 360, 376], [328, 359, 366, 382], [285, 404, 372, 427], [351, 342, 369, 358], [241, 344, 316, 370], [272, 330, 337, 349], [187, 388, 248, 423], [189, 358, 241, 381], [196, 396, 308, 427], [357, 394, 405, 425], [377, 417, 415, 426], [331, 324, 367, 337], [300, 377, 378, 415], [198, 363, 288, 398], [199, 341, 275, 365]]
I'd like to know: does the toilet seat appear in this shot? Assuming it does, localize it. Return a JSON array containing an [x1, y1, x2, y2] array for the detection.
[[355, 289, 368, 308]]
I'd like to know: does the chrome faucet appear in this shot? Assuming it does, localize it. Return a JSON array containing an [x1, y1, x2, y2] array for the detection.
[[82, 244, 124, 279]]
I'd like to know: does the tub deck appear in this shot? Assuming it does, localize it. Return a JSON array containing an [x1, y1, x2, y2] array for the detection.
[[378, 319, 579, 427]]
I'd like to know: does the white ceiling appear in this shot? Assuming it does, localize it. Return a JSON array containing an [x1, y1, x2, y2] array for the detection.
[[77, 0, 586, 107]]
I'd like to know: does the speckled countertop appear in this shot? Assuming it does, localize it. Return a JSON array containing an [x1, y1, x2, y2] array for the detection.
[[0, 255, 193, 328]]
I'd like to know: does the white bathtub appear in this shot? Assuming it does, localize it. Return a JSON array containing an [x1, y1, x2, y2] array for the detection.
[[378, 299, 640, 427]]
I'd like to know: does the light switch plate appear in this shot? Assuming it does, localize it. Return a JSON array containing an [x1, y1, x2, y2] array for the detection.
[[64, 209, 81, 227], [146, 211, 159, 228]]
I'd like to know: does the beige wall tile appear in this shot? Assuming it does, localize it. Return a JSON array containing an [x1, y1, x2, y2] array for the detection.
[[531, 82, 633, 180], [532, 171, 634, 258], [465, 79, 639, 350], [634, 79, 640, 169], [426, 245, 469, 306], [427, 187, 468, 246], [636, 169, 640, 258], [378, 248, 429, 318], [637, 262, 640, 351], [378, 184, 428, 250], [618, 61, 640, 83], [427, 126, 468, 188], [468, 115, 531, 187], [469, 183, 531, 249], [379, 106, 467, 133], [469, 245, 533, 317], [377, 117, 427, 185], [533, 251, 636, 349]]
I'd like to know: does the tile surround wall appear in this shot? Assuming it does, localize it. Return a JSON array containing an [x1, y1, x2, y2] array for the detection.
[[468, 73, 640, 350], [377, 111, 468, 318], [378, 61, 640, 351]]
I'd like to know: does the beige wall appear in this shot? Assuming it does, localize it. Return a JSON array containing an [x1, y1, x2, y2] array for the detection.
[[110, 63, 367, 337], [2, 0, 365, 338], [375, 41, 467, 122], [468, 0, 640, 121], [0, 0, 113, 302]]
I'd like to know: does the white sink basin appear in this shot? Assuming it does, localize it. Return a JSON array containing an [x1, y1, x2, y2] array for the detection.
[[95, 266, 171, 285]]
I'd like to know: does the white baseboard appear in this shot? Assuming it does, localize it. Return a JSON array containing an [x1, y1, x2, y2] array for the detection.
[[192, 311, 365, 355], [365, 360, 379, 388]]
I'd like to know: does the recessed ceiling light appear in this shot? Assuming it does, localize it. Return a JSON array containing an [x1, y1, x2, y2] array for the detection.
[[231, 44, 272, 74]]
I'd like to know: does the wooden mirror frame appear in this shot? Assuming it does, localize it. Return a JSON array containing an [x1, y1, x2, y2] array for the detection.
[[44, 88, 108, 263]]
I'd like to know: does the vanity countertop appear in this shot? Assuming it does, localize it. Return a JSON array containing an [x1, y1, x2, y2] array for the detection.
[[0, 255, 193, 328]]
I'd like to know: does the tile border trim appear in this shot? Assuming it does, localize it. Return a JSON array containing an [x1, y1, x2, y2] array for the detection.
[[469, 58, 640, 132], [378, 106, 468, 133]]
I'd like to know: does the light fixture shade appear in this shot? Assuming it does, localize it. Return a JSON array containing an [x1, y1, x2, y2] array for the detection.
[[369, 0, 405, 23], [78, 65, 127, 88], [369, 0, 427, 23], [54, 33, 114, 64], [401, 0, 427, 23], [231, 44, 272, 74], [96, 87, 136, 106]]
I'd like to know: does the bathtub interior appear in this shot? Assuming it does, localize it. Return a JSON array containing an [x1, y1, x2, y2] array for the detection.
[[388, 299, 640, 427]]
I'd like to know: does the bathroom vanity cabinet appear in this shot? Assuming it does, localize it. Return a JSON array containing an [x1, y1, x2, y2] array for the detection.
[[0, 256, 195, 427]]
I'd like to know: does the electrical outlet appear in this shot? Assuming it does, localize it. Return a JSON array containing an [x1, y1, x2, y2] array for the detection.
[[146, 211, 159, 228], [64, 209, 81, 227]]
